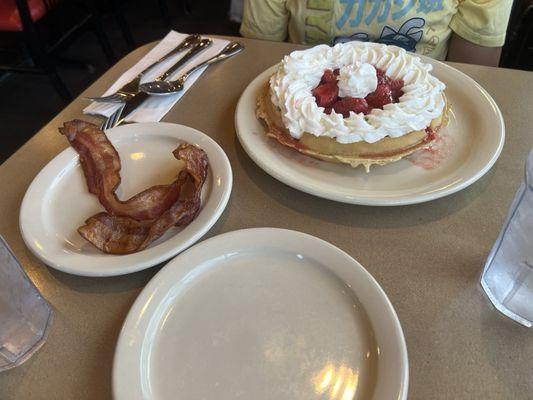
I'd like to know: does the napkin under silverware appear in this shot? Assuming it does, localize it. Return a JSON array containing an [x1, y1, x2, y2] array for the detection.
[[83, 31, 230, 123]]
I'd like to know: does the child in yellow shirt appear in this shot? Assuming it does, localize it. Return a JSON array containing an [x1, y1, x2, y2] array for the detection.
[[240, 0, 513, 66]]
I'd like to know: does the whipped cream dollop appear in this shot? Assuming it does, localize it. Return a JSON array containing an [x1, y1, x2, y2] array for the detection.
[[269, 42, 446, 144], [337, 63, 377, 98]]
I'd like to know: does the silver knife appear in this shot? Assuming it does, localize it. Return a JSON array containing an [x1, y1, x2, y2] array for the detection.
[[113, 34, 203, 95], [88, 34, 202, 102], [153, 38, 212, 81], [114, 38, 213, 126]]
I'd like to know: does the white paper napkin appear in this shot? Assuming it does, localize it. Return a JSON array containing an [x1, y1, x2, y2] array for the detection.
[[83, 31, 229, 123]]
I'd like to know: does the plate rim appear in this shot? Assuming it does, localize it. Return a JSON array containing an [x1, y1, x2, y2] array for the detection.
[[112, 227, 409, 400], [235, 60, 505, 206], [19, 122, 233, 277]]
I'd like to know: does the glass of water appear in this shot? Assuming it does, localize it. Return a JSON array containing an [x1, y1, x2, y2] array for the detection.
[[0, 235, 53, 371], [481, 148, 533, 327]]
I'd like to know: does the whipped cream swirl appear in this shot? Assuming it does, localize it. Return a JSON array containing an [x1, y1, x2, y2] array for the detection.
[[338, 63, 377, 98], [269, 42, 446, 144]]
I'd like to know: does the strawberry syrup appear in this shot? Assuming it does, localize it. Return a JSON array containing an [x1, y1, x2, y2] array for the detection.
[[407, 130, 455, 169]]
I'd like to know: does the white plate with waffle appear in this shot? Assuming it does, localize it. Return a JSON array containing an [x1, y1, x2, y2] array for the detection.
[[235, 57, 504, 206]]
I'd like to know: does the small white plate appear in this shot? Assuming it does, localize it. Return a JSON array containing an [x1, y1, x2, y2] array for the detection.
[[20, 123, 232, 277], [235, 60, 505, 205], [113, 228, 408, 400]]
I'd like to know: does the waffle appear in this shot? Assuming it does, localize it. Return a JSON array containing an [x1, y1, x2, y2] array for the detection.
[[257, 83, 448, 172]]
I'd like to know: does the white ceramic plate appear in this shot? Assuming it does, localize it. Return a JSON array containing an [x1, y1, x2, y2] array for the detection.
[[235, 60, 505, 205], [20, 123, 232, 277], [113, 228, 408, 400]]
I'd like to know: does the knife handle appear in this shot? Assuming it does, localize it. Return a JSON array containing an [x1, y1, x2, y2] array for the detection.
[[116, 91, 149, 126], [157, 39, 212, 82], [143, 34, 201, 75], [113, 35, 202, 96]]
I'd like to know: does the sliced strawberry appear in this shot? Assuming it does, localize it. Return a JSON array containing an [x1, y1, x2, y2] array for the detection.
[[333, 68, 340, 76], [390, 79, 404, 102], [312, 82, 339, 108], [324, 106, 333, 115], [390, 78, 404, 90], [378, 75, 391, 85], [375, 67, 385, 77], [332, 97, 369, 118], [424, 126, 437, 142], [320, 69, 337, 84], [365, 83, 393, 109], [375, 67, 391, 85], [391, 89, 404, 103]]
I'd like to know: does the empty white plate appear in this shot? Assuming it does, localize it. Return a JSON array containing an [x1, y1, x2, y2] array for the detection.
[[113, 228, 408, 400], [235, 59, 505, 205], [19, 122, 232, 277]]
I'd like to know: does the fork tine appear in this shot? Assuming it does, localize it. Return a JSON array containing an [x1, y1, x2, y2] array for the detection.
[[100, 111, 109, 131], [102, 111, 115, 130], [108, 104, 125, 129], [104, 114, 113, 130], [102, 116, 111, 131], [99, 105, 124, 131], [103, 112, 116, 130], [108, 110, 119, 129]]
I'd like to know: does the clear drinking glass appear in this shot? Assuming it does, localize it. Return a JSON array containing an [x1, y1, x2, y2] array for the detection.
[[0, 235, 53, 371], [481, 148, 533, 328]]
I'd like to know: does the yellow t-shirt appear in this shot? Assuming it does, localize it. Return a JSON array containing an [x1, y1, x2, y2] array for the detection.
[[240, 0, 513, 60]]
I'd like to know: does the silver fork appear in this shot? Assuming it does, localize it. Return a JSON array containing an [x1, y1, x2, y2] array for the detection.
[[139, 41, 244, 96], [99, 105, 125, 130], [87, 34, 201, 103]]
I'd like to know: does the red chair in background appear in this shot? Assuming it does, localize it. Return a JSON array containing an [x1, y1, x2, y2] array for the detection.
[[0, 0, 115, 101]]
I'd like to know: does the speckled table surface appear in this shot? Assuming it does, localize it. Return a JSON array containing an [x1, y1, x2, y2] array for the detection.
[[0, 36, 532, 399]]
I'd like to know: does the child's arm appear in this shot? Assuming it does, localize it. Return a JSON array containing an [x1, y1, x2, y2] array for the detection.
[[447, 0, 512, 67], [447, 33, 502, 67]]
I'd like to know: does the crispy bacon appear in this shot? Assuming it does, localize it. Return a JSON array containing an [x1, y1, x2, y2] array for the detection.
[[59, 120, 181, 220], [78, 144, 208, 254]]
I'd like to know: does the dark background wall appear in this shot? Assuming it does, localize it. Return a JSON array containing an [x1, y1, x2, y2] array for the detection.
[[0, 0, 238, 163]]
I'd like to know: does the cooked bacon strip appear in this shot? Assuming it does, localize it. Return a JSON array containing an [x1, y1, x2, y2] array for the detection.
[[78, 145, 208, 254], [59, 120, 181, 220]]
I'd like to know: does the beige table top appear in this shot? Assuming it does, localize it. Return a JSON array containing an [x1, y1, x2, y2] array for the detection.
[[1, 36, 532, 399]]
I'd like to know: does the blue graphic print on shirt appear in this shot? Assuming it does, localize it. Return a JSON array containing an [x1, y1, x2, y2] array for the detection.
[[334, 17, 426, 52], [336, 0, 443, 29]]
